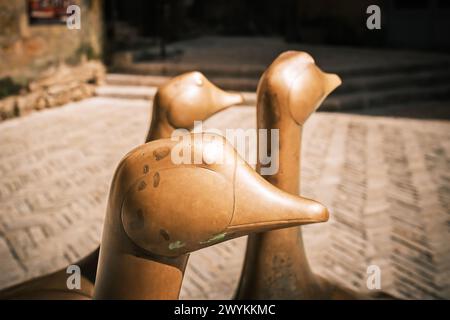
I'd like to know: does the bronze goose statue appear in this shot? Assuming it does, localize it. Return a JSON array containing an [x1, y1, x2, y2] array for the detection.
[[0, 71, 243, 299], [235, 51, 360, 299], [94, 133, 330, 299], [1, 132, 331, 299]]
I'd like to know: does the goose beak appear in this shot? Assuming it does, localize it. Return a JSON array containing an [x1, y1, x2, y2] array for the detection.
[[323, 73, 342, 97], [162, 72, 244, 130], [211, 90, 244, 114], [227, 161, 329, 236]]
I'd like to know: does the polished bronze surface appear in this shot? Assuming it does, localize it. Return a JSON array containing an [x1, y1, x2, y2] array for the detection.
[[0, 72, 243, 300], [147, 71, 243, 141], [94, 133, 329, 299], [235, 51, 357, 299]]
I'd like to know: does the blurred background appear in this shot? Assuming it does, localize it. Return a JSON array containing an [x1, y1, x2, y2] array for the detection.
[[0, 0, 449, 299]]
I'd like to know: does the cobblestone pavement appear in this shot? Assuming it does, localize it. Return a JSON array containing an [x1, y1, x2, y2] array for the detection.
[[0, 96, 449, 299]]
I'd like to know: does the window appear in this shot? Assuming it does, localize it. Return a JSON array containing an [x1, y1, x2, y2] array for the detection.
[[28, 0, 73, 24]]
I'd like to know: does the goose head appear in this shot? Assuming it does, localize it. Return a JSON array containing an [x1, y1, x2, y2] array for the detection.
[[115, 133, 329, 258], [257, 51, 341, 126], [147, 72, 244, 140]]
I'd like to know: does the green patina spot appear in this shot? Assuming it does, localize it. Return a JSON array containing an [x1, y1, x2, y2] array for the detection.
[[200, 232, 227, 244], [169, 241, 186, 250]]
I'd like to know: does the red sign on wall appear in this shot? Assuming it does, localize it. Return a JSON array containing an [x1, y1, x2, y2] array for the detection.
[[28, 0, 73, 23]]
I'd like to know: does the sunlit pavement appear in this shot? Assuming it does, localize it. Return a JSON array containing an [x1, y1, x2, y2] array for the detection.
[[0, 94, 449, 299]]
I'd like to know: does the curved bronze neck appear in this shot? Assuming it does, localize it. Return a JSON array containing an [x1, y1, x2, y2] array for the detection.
[[93, 200, 188, 299], [146, 93, 176, 142], [237, 51, 341, 299]]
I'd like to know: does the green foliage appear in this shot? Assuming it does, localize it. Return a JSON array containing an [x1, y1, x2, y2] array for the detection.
[[0, 77, 25, 99]]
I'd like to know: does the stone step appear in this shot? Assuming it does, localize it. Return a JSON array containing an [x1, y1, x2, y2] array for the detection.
[[94, 85, 157, 100], [98, 81, 450, 113], [96, 82, 450, 115], [107, 64, 450, 96], [105, 74, 168, 88], [96, 83, 257, 105], [113, 59, 450, 80], [112, 60, 265, 79], [334, 61, 450, 78], [106, 73, 259, 92], [336, 69, 450, 95], [351, 100, 450, 119], [323, 83, 450, 111]]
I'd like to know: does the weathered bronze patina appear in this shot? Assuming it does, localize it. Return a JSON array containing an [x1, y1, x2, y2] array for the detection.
[[94, 132, 329, 299], [235, 51, 358, 299]]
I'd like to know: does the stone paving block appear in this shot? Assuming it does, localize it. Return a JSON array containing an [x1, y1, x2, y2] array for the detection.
[[0, 95, 449, 299]]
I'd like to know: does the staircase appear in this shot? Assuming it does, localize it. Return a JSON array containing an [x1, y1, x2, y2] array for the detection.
[[99, 63, 450, 114], [98, 46, 450, 116]]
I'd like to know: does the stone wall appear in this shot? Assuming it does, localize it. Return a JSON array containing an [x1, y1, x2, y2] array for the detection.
[[0, 60, 105, 120], [0, 0, 105, 120], [0, 0, 104, 88]]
